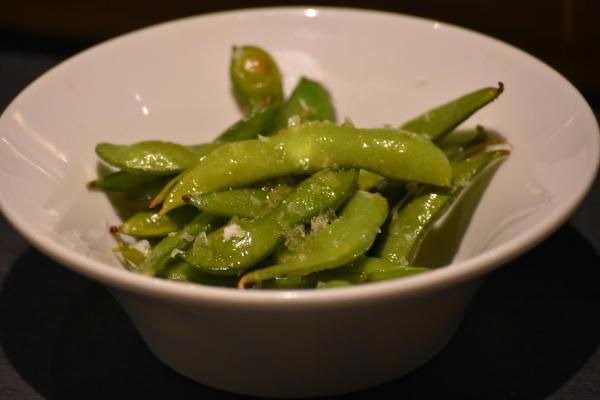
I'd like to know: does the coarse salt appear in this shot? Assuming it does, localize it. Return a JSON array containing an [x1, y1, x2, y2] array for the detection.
[[170, 248, 185, 258], [132, 239, 151, 256], [223, 224, 246, 241]]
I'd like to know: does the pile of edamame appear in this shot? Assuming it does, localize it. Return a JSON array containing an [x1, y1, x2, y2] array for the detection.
[[90, 45, 508, 289]]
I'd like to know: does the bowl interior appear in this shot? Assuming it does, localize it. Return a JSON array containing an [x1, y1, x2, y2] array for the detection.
[[1, 7, 598, 299]]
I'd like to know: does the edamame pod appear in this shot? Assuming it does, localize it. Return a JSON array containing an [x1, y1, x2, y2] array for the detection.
[[114, 243, 147, 269], [401, 83, 503, 142], [160, 122, 451, 215], [159, 261, 237, 287], [215, 105, 281, 142], [119, 206, 199, 238], [323, 257, 428, 284], [315, 257, 427, 288], [378, 149, 508, 265], [438, 126, 488, 160], [218, 77, 336, 142], [357, 169, 385, 191], [183, 169, 358, 275], [147, 106, 283, 208], [149, 167, 195, 209], [88, 170, 164, 192], [183, 184, 293, 218], [95, 141, 223, 175], [230, 45, 284, 114], [124, 175, 174, 207], [138, 212, 226, 275], [238, 191, 388, 288], [274, 77, 336, 130], [248, 257, 428, 288]]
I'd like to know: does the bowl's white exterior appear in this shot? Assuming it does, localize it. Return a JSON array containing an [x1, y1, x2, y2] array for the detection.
[[112, 278, 483, 397], [0, 7, 598, 397]]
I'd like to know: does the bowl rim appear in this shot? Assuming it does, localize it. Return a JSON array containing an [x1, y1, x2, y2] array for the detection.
[[1, 6, 599, 310]]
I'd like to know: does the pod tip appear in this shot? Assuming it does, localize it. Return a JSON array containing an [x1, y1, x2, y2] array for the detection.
[[497, 81, 504, 94], [237, 274, 253, 289]]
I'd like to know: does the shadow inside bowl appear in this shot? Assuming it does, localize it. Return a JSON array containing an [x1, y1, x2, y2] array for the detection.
[[416, 145, 507, 267], [1, 223, 599, 399]]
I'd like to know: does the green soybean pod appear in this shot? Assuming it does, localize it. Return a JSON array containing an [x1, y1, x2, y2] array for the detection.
[[401, 83, 503, 142], [359, 86, 501, 192], [259, 257, 428, 288], [119, 206, 199, 238], [148, 166, 194, 209], [159, 261, 238, 287], [274, 77, 337, 130], [438, 125, 489, 160], [89, 170, 176, 209], [138, 212, 227, 276], [378, 149, 508, 265], [160, 122, 451, 215], [230, 45, 284, 115], [123, 175, 175, 208], [182, 169, 358, 276], [146, 107, 283, 209], [183, 184, 293, 218], [319, 257, 428, 284], [95, 141, 224, 175], [88, 170, 164, 192], [113, 243, 147, 269], [215, 105, 282, 142], [238, 191, 388, 288], [357, 169, 385, 191]]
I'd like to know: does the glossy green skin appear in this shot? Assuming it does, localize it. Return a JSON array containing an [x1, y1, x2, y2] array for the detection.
[[139, 212, 226, 275], [125, 175, 174, 207], [401, 84, 503, 142], [274, 77, 337, 131], [356, 86, 500, 192], [215, 105, 281, 142], [145, 106, 284, 208], [148, 169, 190, 208], [119, 206, 198, 238], [186, 184, 292, 218], [230, 45, 284, 115], [114, 243, 146, 269], [437, 126, 489, 158], [217, 77, 336, 141], [89, 171, 173, 207], [328, 257, 428, 283], [378, 150, 507, 265], [146, 107, 281, 206], [238, 191, 388, 287], [96, 141, 224, 175], [89, 171, 163, 192], [357, 169, 384, 191], [263, 257, 427, 288], [161, 122, 451, 215], [137, 75, 335, 207], [183, 169, 358, 275], [159, 261, 238, 287]]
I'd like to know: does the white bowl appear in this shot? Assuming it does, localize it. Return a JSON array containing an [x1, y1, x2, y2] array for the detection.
[[1, 7, 598, 398]]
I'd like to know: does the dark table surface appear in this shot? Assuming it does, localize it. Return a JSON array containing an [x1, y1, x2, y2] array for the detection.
[[1, 29, 600, 400]]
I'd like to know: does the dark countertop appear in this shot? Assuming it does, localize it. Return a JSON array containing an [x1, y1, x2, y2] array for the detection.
[[1, 29, 600, 400]]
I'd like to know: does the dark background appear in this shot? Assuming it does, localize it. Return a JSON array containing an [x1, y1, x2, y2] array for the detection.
[[3, 0, 600, 93], [1, 1, 600, 399]]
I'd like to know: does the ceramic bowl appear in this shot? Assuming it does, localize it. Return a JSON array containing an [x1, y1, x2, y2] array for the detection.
[[1, 7, 598, 398]]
